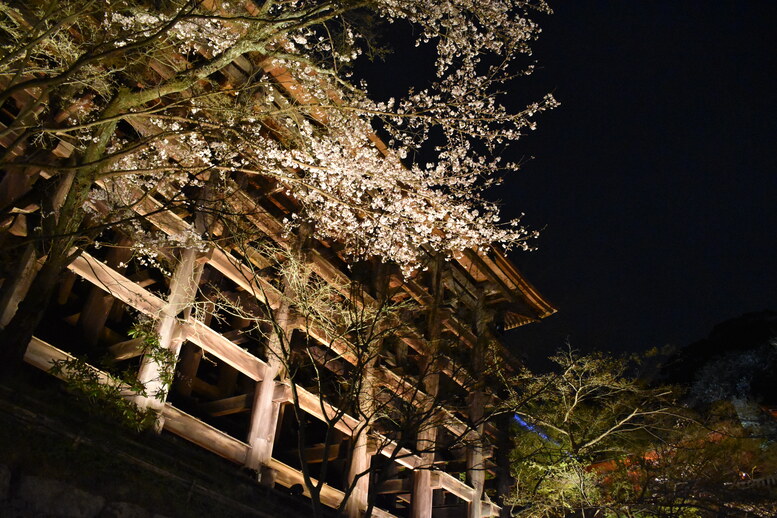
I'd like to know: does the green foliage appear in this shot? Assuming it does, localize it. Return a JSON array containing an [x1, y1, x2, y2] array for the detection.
[[50, 320, 177, 432], [50, 356, 158, 432], [128, 320, 177, 390]]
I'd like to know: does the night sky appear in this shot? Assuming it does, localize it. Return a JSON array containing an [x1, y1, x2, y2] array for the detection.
[[358, 2, 777, 358], [505, 2, 777, 356]]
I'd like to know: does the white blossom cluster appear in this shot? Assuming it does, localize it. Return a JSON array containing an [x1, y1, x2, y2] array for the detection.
[[107, 7, 242, 55], [6, 0, 556, 274]]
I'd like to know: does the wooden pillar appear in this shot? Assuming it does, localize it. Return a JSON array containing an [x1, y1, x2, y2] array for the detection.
[[244, 281, 294, 481], [245, 362, 284, 476], [245, 225, 313, 482], [78, 238, 132, 346], [467, 289, 490, 518], [135, 247, 204, 425], [0, 244, 40, 329], [412, 256, 444, 518], [175, 343, 202, 397], [346, 422, 371, 518], [411, 424, 437, 518], [466, 402, 486, 518], [346, 263, 388, 518]]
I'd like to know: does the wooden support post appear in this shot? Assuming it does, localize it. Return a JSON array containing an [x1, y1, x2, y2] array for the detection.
[[0, 245, 41, 328], [467, 289, 490, 518], [245, 371, 283, 484], [244, 298, 292, 480], [175, 298, 212, 397], [466, 403, 486, 518], [176, 343, 202, 397], [346, 426, 371, 518], [346, 262, 389, 517], [245, 226, 312, 483], [78, 238, 132, 346], [135, 247, 204, 426], [412, 256, 444, 518], [411, 426, 436, 518]]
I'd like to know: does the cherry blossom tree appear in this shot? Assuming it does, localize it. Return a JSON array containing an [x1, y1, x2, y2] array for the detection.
[[0, 0, 557, 361]]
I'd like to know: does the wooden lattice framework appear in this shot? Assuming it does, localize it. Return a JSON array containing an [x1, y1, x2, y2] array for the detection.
[[0, 12, 556, 517]]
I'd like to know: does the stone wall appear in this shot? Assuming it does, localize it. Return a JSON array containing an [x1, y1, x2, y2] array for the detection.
[[0, 374, 329, 518], [0, 466, 166, 518]]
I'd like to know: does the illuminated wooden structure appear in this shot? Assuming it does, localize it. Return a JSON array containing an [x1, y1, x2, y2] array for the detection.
[[0, 22, 555, 518]]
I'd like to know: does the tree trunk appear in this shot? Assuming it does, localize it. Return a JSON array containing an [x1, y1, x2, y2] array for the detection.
[[0, 250, 72, 372]]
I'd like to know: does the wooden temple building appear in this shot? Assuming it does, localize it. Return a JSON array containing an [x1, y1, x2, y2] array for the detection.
[[0, 13, 556, 517]]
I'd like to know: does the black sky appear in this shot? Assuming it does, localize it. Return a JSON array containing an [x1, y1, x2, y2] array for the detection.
[[358, 2, 777, 358], [505, 1, 777, 356]]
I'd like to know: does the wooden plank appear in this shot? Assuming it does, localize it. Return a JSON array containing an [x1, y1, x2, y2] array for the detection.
[[438, 471, 476, 502], [304, 322, 358, 365], [200, 393, 252, 416], [376, 478, 411, 494], [208, 248, 281, 309], [291, 442, 341, 464], [109, 337, 145, 360], [79, 237, 132, 345], [162, 404, 249, 464], [68, 253, 165, 316], [268, 455, 397, 517], [24, 337, 133, 398], [293, 385, 359, 434], [267, 458, 345, 510], [184, 319, 267, 381], [369, 436, 422, 470]]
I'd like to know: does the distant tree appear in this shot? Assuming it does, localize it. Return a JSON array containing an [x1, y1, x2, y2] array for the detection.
[[612, 419, 777, 518], [502, 348, 777, 518], [502, 348, 676, 517]]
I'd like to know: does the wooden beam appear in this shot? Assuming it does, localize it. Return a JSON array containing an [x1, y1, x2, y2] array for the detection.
[[369, 436, 422, 470], [377, 478, 412, 494], [183, 320, 266, 381], [290, 442, 342, 464], [162, 404, 249, 464], [208, 248, 282, 309], [437, 471, 475, 502], [481, 500, 501, 517], [108, 337, 145, 360], [200, 393, 252, 416], [78, 238, 132, 346], [293, 384, 359, 434], [267, 458, 346, 511], [68, 253, 165, 316]]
